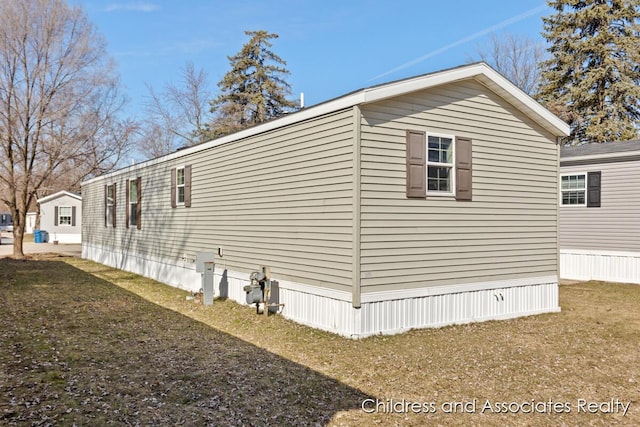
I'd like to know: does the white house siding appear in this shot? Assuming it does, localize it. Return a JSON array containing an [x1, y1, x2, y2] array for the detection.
[[356, 80, 559, 326], [560, 158, 640, 283], [39, 194, 82, 243], [82, 108, 356, 300]]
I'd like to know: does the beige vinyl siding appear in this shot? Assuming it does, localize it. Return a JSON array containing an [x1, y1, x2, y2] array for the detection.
[[82, 109, 355, 291], [359, 80, 558, 293], [560, 159, 640, 252]]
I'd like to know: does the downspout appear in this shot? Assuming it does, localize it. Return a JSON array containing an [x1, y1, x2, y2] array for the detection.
[[352, 105, 362, 308]]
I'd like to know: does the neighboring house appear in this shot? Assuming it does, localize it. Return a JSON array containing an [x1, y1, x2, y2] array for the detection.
[[25, 212, 37, 234], [37, 191, 82, 244], [560, 139, 640, 284], [0, 212, 12, 231], [81, 62, 569, 338]]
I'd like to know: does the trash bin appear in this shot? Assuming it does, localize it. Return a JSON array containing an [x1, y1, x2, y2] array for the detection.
[[34, 230, 42, 243], [41, 231, 49, 243]]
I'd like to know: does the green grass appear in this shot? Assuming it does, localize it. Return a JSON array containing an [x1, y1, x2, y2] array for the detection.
[[1, 255, 639, 426]]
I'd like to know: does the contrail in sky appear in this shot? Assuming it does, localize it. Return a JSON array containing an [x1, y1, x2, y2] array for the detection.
[[368, 4, 548, 82]]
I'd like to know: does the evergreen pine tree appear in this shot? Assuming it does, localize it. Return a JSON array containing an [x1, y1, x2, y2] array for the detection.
[[537, 0, 640, 144], [208, 30, 296, 138]]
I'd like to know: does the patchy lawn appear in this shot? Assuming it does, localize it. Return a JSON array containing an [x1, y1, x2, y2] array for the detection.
[[1, 255, 639, 426]]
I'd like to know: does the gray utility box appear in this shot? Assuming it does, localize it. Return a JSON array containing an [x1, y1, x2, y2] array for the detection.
[[195, 252, 215, 305]]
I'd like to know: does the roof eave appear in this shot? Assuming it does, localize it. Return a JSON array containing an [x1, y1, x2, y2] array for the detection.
[[82, 62, 569, 186], [37, 190, 81, 204]]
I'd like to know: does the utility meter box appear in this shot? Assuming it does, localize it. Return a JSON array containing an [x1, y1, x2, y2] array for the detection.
[[195, 251, 215, 273]]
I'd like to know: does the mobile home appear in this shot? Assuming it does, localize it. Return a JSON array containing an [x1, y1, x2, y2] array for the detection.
[[82, 63, 569, 337], [37, 191, 82, 244], [560, 140, 640, 283]]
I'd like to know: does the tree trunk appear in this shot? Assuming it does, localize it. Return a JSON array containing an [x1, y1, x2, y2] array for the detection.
[[12, 209, 26, 259]]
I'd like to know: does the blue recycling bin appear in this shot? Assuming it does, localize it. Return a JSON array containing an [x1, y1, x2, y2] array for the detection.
[[34, 230, 42, 243]]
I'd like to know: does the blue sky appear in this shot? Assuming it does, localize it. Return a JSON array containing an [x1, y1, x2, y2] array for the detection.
[[74, 0, 551, 118]]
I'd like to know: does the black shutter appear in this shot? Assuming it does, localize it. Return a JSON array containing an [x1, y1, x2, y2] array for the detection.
[[455, 137, 472, 201], [125, 179, 130, 228], [406, 130, 426, 198], [184, 165, 192, 207], [72, 206, 76, 227], [112, 183, 116, 227], [136, 177, 142, 230], [587, 171, 601, 208], [104, 185, 108, 227], [171, 168, 177, 208], [54, 206, 59, 226]]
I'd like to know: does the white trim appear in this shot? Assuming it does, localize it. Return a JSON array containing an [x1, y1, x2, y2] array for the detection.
[[58, 206, 73, 226], [37, 190, 81, 204], [559, 172, 587, 207], [175, 166, 186, 206], [83, 243, 560, 338], [561, 248, 640, 258], [561, 150, 640, 163], [360, 275, 558, 303], [82, 62, 569, 186], [426, 132, 456, 196]]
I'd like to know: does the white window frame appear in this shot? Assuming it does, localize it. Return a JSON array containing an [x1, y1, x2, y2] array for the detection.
[[129, 179, 139, 226], [58, 206, 72, 226], [106, 184, 115, 227], [426, 133, 456, 196], [176, 166, 185, 206], [560, 173, 587, 206]]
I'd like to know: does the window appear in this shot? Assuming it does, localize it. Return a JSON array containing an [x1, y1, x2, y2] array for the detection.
[[176, 167, 185, 205], [106, 184, 116, 227], [406, 130, 472, 200], [427, 135, 455, 194], [129, 179, 139, 226], [171, 165, 191, 208], [59, 207, 72, 226], [561, 174, 586, 206]]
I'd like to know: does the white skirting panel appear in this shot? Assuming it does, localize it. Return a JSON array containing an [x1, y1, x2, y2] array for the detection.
[[50, 233, 82, 244], [83, 243, 560, 338], [561, 249, 640, 284]]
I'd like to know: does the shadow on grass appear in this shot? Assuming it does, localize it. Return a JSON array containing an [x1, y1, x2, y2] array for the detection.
[[0, 258, 372, 426]]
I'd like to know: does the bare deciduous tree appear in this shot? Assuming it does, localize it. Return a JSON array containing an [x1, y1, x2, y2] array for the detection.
[[0, 0, 134, 258], [139, 62, 212, 158], [470, 33, 547, 95]]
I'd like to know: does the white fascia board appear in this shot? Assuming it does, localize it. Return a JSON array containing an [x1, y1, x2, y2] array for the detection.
[[561, 150, 640, 164], [474, 65, 570, 137], [82, 62, 569, 186], [37, 190, 82, 204], [82, 93, 364, 186], [361, 63, 570, 138]]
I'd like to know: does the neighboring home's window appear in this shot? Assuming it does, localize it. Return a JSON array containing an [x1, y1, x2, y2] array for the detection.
[[427, 135, 455, 193], [560, 171, 601, 207], [171, 165, 192, 208], [406, 130, 472, 201], [560, 174, 586, 206], [176, 167, 185, 205], [58, 207, 72, 225], [126, 177, 142, 229], [105, 183, 116, 227]]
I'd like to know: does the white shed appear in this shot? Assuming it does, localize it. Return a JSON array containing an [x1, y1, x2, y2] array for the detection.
[[37, 191, 82, 244]]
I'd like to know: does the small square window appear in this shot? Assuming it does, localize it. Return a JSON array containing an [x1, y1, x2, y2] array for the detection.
[[560, 174, 586, 206], [59, 207, 72, 226]]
